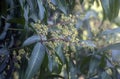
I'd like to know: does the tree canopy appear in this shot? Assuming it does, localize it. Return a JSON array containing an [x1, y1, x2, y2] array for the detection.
[[0, 0, 120, 79]]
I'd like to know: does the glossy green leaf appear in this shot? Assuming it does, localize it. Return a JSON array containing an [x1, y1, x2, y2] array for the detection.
[[24, 5, 29, 22], [51, 0, 57, 5], [0, 31, 7, 40], [0, 19, 10, 40], [101, 28, 120, 35], [69, 62, 77, 79], [24, 43, 45, 79], [99, 55, 106, 68], [111, 50, 120, 65], [111, 68, 119, 79], [26, 0, 34, 12], [84, 10, 97, 20], [80, 56, 91, 73], [57, 0, 67, 14], [37, 0, 45, 20], [101, 72, 112, 79], [0, 48, 9, 55], [114, 17, 120, 26], [0, 56, 9, 73], [38, 52, 49, 79], [100, 0, 110, 20], [48, 55, 53, 72], [109, 0, 120, 20], [18, 0, 25, 9], [99, 43, 120, 52], [22, 35, 41, 46], [19, 56, 28, 79], [101, 0, 120, 21], [55, 44, 65, 64], [48, 55, 61, 74], [89, 56, 99, 75]]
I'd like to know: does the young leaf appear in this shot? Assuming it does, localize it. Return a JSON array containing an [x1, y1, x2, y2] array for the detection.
[[22, 35, 40, 46], [24, 43, 45, 79]]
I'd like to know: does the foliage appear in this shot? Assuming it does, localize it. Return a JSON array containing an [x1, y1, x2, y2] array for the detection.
[[0, 0, 120, 79]]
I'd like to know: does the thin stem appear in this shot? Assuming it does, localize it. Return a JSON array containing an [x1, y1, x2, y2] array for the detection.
[[8, 28, 24, 31], [8, 38, 69, 51]]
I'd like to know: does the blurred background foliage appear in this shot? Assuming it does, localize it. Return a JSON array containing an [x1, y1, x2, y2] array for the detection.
[[0, 0, 120, 79]]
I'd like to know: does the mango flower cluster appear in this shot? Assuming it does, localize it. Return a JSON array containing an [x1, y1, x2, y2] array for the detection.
[[33, 14, 79, 43], [50, 14, 79, 43], [34, 20, 48, 36]]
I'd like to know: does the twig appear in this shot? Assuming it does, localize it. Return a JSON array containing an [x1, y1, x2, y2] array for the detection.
[[47, 20, 71, 28], [8, 28, 24, 31], [8, 38, 69, 51]]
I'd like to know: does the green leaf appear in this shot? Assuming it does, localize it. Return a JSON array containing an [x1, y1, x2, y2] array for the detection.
[[84, 10, 97, 20], [22, 35, 41, 46], [48, 55, 62, 74], [0, 31, 6, 40], [101, 28, 120, 35], [48, 55, 54, 72], [99, 43, 120, 52], [0, 56, 9, 74], [89, 56, 100, 75], [0, 48, 9, 55], [37, 0, 45, 20], [101, 72, 112, 79], [19, 56, 28, 79], [57, 0, 67, 14], [100, 0, 110, 19], [111, 68, 119, 79], [69, 62, 77, 79], [26, 0, 34, 12], [114, 17, 120, 26], [80, 56, 91, 73], [24, 5, 29, 22], [18, 0, 25, 9], [109, 0, 120, 20], [51, 0, 57, 5], [111, 50, 120, 65], [101, 0, 120, 21], [99, 55, 106, 69], [24, 43, 45, 79], [55, 44, 65, 64], [7, 18, 25, 25], [38, 52, 49, 79]]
